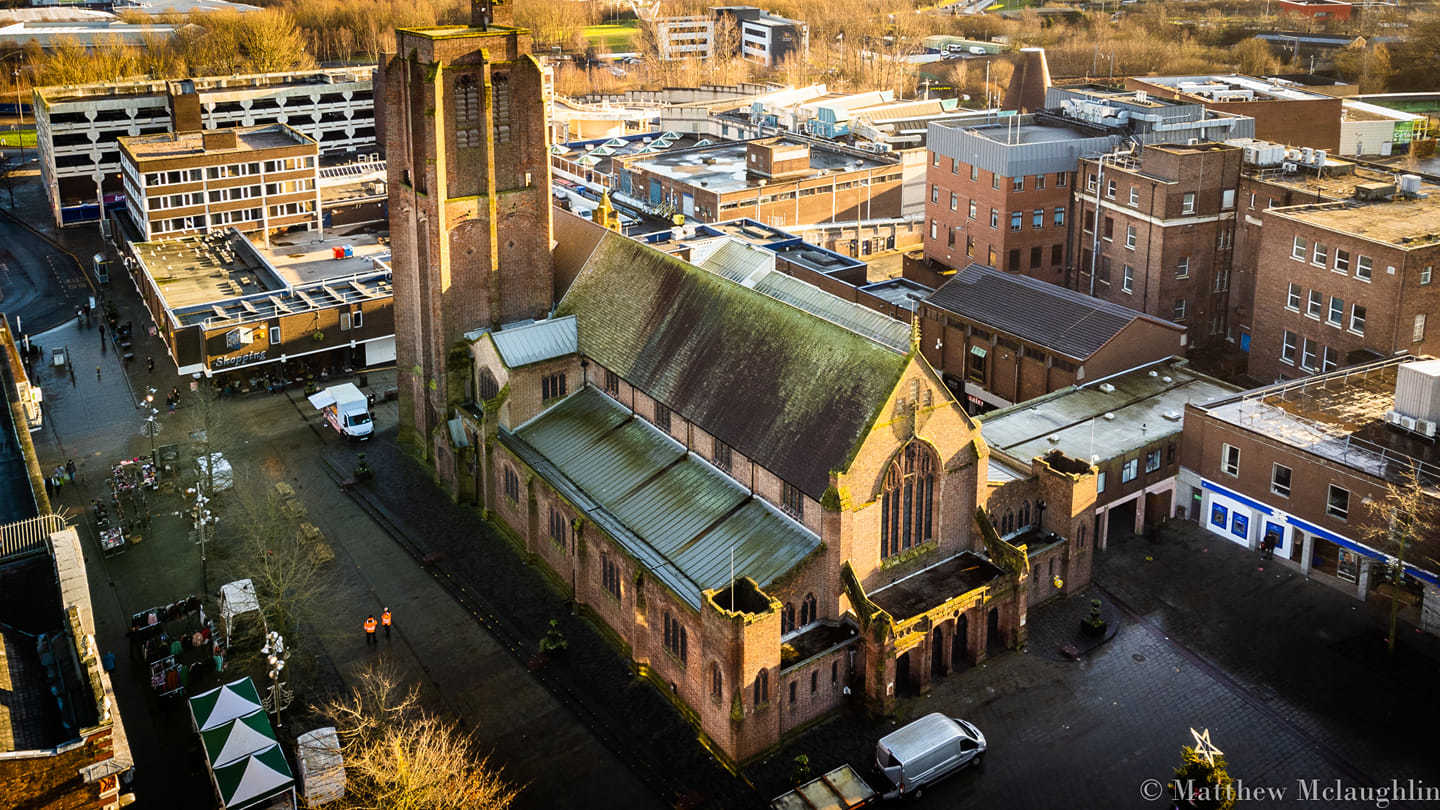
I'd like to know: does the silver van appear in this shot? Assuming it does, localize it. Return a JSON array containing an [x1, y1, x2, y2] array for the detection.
[[875, 713, 986, 799]]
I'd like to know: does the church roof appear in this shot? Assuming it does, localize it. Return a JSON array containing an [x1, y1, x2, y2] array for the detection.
[[556, 232, 910, 500], [502, 387, 820, 609], [466, 316, 578, 368]]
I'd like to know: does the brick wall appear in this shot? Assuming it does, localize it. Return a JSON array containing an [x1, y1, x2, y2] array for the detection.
[[0, 728, 118, 810], [923, 156, 1074, 282], [1247, 213, 1440, 381]]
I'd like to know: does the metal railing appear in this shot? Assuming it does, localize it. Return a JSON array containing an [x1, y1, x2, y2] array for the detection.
[[0, 514, 65, 564]]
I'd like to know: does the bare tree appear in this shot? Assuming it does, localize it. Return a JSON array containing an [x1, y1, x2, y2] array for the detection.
[[320, 665, 520, 810], [1360, 466, 1440, 655]]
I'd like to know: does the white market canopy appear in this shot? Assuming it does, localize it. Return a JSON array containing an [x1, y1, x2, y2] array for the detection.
[[220, 579, 260, 625], [203, 710, 279, 769], [189, 677, 263, 732], [212, 743, 296, 810]]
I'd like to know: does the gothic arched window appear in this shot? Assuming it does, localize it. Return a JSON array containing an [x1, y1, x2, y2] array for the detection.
[[879, 440, 938, 558], [1020, 500, 1031, 529], [799, 593, 816, 626], [477, 367, 499, 401], [781, 602, 795, 634]]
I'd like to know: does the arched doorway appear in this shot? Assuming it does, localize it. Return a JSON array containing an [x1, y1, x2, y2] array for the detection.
[[931, 627, 945, 678], [952, 614, 970, 671], [986, 607, 1002, 654], [896, 651, 913, 696]]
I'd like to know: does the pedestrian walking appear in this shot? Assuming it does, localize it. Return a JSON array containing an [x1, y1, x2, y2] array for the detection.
[[96, 365, 102, 382], [212, 641, 225, 673], [65, 459, 76, 483], [363, 615, 378, 646], [146, 355, 154, 373], [52, 466, 66, 491], [98, 324, 105, 341], [381, 607, 392, 640]]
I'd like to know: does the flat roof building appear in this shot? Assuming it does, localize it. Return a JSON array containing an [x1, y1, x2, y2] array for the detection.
[[1181, 355, 1440, 630], [1125, 74, 1342, 151], [124, 228, 394, 377], [35, 67, 375, 227], [981, 357, 1238, 547], [611, 136, 903, 226], [118, 124, 321, 244]]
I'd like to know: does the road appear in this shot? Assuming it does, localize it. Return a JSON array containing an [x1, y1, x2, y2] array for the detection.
[[0, 213, 91, 338]]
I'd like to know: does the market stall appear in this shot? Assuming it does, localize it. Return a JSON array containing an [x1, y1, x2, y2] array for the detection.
[[220, 579, 262, 647], [129, 596, 210, 698], [190, 678, 297, 810]]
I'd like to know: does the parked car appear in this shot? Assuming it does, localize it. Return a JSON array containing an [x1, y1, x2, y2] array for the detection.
[[874, 713, 985, 799]]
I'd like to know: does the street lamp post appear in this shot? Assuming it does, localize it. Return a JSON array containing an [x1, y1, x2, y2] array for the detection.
[[261, 631, 293, 729]]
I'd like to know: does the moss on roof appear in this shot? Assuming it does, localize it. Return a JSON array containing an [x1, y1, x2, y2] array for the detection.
[[556, 232, 908, 500]]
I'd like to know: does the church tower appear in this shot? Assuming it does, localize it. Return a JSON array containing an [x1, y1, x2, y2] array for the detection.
[[384, 0, 554, 478]]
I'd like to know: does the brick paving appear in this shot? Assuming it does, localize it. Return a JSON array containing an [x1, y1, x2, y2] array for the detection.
[[747, 523, 1440, 809], [305, 398, 760, 809]]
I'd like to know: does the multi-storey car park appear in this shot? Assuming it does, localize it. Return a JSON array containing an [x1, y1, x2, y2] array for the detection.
[[34, 67, 376, 227]]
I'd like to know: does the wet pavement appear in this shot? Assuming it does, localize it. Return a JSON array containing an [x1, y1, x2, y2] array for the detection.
[[746, 523, 1440, 809]]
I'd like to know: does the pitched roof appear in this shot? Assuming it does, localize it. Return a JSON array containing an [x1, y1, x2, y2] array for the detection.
[[467, 316, 578, 368], [503, 387, 819, 609], [924, 263, 1181, 361], [556, 232, 909, 499], [189, 677, 263, 732]]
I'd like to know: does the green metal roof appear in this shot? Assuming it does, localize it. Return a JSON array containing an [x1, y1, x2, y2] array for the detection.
[[555, 231, 908, 500], [504, 387, 820, 610]]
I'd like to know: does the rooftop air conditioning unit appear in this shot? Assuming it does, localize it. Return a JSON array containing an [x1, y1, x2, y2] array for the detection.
[[1419, 418, 1438, 438], [1281, 162, 1298, 174], [1399, 174, 1423, 196]]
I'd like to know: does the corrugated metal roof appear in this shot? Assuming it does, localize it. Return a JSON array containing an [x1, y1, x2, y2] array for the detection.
[[695, 239, 772, 284], [925, 263, 1180, 360], [556, 231, 908, 500], [471, 317, 578, 368], [505, 388, 819, 609], [750, 271, 910, 354]]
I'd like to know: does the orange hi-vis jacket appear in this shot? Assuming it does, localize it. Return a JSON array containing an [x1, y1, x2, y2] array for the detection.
[[381, 611, 392, 627], [363, 617, 377, 634]]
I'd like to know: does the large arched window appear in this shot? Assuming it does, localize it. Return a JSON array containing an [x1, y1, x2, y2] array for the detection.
[[1020, 501, 1031, 529], [781, 603, 796, 634], [477, 367, 499, 401], [799, 593, 817, 626], [709, 662, 722, 702], [880, 440, 938, 558], [754, 668, 769, 707]]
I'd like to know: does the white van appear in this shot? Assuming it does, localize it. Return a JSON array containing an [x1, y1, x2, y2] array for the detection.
[[308, 383, 373, 440], [875, 713, 986, 799]]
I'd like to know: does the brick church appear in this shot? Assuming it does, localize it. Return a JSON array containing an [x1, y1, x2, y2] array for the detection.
[[384, 1, 1099, 763]]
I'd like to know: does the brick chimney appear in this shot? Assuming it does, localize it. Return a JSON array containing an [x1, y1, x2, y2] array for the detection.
[[470, 0, 511, 28]]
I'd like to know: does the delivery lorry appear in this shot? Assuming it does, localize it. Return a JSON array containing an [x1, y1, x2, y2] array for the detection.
[[307, 383, 373, 440]]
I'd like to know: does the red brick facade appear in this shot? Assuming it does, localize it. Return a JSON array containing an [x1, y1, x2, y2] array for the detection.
[[1246, 210, 1440, 382], [384, 22, 556, 484], [463, 347, 1098, 762], [1074, 144, 1242, 344], [922, 151, 1074, 282]]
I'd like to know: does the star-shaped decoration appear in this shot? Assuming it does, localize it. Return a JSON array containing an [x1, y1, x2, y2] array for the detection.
[[1190, 727, 1223, 767]]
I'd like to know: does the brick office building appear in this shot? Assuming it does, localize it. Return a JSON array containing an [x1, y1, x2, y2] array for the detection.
[[383, 1, 555, 474], [610, 137, 903, 227], [118, 125, 321, 244], [1180, 356, 1440, 634], [1247, 177, 1440, 382], [1229, 146, 1399, 353], [919, 263, 1186, 412], [922, 87, 1253, 284], [1125, 75, 1343, 152], [1074, 142, 1243, 343]]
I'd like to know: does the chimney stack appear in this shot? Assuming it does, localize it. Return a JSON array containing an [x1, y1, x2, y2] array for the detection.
[[471, 0, 510, 28]]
